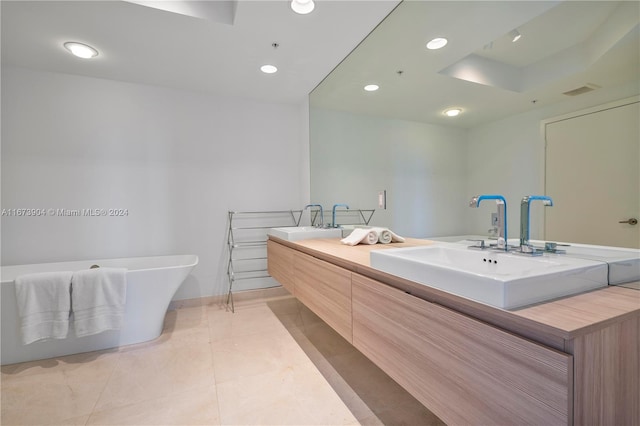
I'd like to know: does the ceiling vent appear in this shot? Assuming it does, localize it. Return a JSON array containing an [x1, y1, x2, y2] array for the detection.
[[563, 84, 601, 96]]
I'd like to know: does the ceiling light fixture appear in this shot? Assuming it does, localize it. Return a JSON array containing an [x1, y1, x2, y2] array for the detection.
[[291, 0, 315, 15], [260, 64, 278, 74], [426, 38, 448, 50], [63, 42, 98, 59], [444, 108, 462, 117], [509, 29, 522, 43], [364, 84, 379, 92]]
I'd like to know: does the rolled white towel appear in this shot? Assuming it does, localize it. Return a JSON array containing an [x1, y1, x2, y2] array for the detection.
[[371, 227, 406, 244], [340, 228, 378, 246]]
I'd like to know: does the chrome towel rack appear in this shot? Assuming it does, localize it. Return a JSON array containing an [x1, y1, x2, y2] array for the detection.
[[226, 210, 302, 312]]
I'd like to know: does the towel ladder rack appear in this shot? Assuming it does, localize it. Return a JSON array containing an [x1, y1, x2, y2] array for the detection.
[[226, 210, 302, 312]]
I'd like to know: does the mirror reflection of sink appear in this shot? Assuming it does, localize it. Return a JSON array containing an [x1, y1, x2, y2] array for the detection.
[[370, 244, 608, 309], [427, 236, 640, 285], [528, 240, 640, 285], [268, 226, 342, 241]]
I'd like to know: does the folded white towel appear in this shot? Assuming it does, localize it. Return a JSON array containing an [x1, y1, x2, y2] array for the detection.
[[15, 271, 73, 345], [371, 227, 406, 244], [71, 268, 127, 338], [340, 228, 378, 246]]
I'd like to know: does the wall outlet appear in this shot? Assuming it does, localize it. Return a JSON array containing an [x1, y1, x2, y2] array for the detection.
[[491, 212, 499, 226]]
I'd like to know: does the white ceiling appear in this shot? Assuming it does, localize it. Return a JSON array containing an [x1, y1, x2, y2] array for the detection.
[[311, 1, 640, 128], [2, 1, 638, 128], [1, 0, 400, 104]]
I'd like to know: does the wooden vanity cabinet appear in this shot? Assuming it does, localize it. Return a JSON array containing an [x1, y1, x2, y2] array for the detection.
[[352, 273, 572, 425], [266, 239, 638, 425], [267, 240, 295, 294], [294, 251, 352, 342], [267, 240, 352, 342]]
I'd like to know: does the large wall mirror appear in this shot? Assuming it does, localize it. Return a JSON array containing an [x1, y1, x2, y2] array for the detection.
[[309, 0, 639, 247]]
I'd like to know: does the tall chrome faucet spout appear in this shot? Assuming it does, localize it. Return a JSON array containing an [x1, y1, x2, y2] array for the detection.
[[519, 195, 553, 247], [304, 204, 324, 228], [332, 204, 349, 228], [469, 194, 508, 251]]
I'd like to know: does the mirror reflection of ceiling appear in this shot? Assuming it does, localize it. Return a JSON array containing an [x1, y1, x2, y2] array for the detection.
[[310, 1, 640, 128]]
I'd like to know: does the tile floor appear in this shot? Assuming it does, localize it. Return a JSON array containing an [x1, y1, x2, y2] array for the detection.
[[1, 295, 445, 425]]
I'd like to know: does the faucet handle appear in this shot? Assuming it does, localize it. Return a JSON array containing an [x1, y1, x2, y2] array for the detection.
[[467, 239, 486, 250], [511, 244, 544, 256], [544, 242, 569, 254]]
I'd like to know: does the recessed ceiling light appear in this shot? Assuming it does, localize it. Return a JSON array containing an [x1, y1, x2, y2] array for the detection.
[[364, 84, 379, 92], [291, 0, 314, 14], [426, 38, 448, 50], [63, 42, 98, 59], [260, 64, 278, 74], [444, 108, 462, 117]]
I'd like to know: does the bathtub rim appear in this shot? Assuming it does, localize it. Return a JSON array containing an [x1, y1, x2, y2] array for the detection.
[[0, 254, 199, 284]]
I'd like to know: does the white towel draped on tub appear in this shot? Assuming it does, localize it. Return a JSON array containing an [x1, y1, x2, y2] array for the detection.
[[15, 271, 73, 345], [71, 268, 127, 338]]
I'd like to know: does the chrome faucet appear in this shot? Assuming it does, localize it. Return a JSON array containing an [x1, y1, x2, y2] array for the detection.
[[469, 195, 508, 251], [331, 204, 349, 228], [519, 195, 553, 249], [304, 204, 324, 228]]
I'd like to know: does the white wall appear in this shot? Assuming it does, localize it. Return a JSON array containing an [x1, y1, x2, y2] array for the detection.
[[310, 108, 468, 238], [1, 67, 308, 299]]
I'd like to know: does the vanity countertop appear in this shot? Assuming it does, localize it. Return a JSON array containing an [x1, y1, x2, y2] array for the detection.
[[269, 236, 640, 342]]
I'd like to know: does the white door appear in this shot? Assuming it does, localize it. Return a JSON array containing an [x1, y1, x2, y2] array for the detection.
[[545, 100, 639, 249]]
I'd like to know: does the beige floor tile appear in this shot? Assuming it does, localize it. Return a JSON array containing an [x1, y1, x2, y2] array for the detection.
[[1, 349, 119, 380], [2, 350, 120, 424], [118, 320, 210, 357], [374, 400, 446, 426], [216, 363, 358, 426], [207, 304, 288, 342], [299, 304, 325, 328], [1, 298, 444, 426], [118, 307, 210, 354], [327, 351, 420, 410], [87, 385, 220, 425], [93, 339, 214, 412], [272, 299, 445, 426], [163, 305, 209, 333], [2, 369, 107, 425], [302, 321, 355, 358], [1, 357, 62, 380], [266, 297, 302, 316], [212, 327, 313, 384], [280, 329, 379, 423], [271, 310, 304, 329], [357, 414, 385, 426], [55, 414, 92, 425], [309, 364, 377, 422], [267, 299, 305, 329]]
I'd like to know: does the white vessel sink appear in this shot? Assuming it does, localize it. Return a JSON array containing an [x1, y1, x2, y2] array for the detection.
[[429, 237, 640, 286], [268, 226, 342, 241], [370, 244, 608, 309]]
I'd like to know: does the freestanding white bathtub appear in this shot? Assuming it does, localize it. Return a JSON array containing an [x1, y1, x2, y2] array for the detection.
[[1, 254, 198, 365]]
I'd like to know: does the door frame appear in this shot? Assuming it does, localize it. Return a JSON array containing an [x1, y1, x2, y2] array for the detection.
[[540, 95, 640, 241]]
